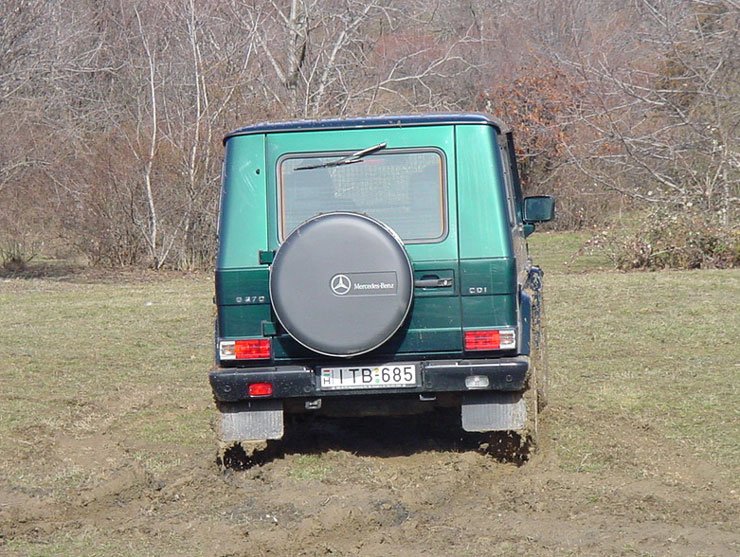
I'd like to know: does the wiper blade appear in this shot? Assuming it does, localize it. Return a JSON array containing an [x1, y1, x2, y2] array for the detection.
[[294, 158, 363, 171], [295, 142, 387, 171]]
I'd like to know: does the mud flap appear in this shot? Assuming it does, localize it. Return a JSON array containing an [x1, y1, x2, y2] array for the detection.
[[217, 400, 284, 441], [461, 392, 526, 432]]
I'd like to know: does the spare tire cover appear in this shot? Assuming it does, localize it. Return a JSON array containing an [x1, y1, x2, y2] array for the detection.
[[270, 212, 413, 357]]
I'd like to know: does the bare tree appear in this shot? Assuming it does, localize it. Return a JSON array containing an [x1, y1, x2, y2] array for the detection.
[[229, 0, 480, 118], [2, 0, 733, 270], [565, 0, 739, 226], [72, 1, 256, 268], [0, 0, 51, 196], [159, 0, 256, 268]]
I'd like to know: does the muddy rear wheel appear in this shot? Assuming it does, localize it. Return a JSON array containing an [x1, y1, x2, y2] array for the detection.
[[522, 295, 548, 450]]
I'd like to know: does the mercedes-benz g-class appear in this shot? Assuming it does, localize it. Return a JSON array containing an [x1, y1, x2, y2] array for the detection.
[[209, 114, 554, 442]]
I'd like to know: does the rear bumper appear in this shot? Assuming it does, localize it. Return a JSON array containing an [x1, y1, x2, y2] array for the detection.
[[209, 356, 529, 402]]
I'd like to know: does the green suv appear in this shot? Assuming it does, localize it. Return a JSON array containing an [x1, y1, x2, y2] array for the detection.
[[209, 114, 554, 442]]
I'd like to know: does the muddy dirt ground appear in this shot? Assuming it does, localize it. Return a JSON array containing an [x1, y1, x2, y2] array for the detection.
[[2, 407, 738, 557]]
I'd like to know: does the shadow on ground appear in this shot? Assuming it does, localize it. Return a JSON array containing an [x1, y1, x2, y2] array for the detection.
[[218, 410, 532, 470], [0, 261, 84, 280]]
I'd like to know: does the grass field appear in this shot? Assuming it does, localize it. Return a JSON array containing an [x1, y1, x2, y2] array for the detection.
[[1, 233, 738, 556]]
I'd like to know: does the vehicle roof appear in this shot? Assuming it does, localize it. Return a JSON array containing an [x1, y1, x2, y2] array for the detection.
[[224, 113, 509, 143]]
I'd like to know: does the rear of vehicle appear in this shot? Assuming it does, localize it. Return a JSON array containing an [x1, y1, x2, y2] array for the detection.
[[209, 114, 553, 441]]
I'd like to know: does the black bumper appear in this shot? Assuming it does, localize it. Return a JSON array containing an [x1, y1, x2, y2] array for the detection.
[[209, 357, 529, 402]]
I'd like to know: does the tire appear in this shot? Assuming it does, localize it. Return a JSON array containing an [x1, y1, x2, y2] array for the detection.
[[269, 212, 413, 357], [523, 268, 548, 448], [530, 282, 549, 411]]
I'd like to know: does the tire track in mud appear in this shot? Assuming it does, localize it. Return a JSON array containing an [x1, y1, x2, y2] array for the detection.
[[206, 412, 739, 556], [2, 410, 738, 556]]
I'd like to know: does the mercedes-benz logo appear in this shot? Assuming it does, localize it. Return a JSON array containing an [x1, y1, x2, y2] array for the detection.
[[330, 274, 352, 296]]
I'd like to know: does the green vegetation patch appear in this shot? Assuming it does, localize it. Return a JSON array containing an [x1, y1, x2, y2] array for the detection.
[[0, 276, 215, 494], [528, 231, 611, 274], [287, 454, 333, 482], [545, 267, 739, 475]]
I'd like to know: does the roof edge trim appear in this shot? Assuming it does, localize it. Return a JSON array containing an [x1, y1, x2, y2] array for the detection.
[[223, 113, 509, 144]]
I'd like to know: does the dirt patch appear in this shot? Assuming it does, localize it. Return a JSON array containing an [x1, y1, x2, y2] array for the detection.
[[2, 409, 738, 556]]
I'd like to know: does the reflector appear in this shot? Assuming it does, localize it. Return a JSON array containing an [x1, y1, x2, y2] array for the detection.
[[219, 341, 236, 360], [248, 382, 273, 397]]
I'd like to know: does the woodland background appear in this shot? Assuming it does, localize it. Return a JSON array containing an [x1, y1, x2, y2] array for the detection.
[[0, 0, 737, 270]]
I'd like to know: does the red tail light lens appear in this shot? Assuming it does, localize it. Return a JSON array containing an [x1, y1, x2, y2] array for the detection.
[[465, 330, 501, 350], [219, 339, 271, 360], [464, 329, 516, 351], [235, 339, 271, 360], [248, 382, 273, 397]]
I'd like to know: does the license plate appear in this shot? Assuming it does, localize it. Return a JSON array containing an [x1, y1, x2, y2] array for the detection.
[[319, 363, 417, 390]]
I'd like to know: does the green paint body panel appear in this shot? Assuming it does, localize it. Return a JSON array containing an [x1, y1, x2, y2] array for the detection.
[[455, 126, 512, 259], [219, 304, 271, 338], [461, 296, 517, 329], [215, 269, 270, 338], [215, 116, 527, 363], [216, 269, 269, 304], [216, 135, 268, 269]]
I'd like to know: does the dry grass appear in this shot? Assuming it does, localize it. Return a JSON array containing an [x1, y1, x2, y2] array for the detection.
[[528, 234, 740, 476]]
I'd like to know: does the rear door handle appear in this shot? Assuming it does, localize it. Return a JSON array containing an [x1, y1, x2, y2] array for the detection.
[[414, 276, 453, 288]]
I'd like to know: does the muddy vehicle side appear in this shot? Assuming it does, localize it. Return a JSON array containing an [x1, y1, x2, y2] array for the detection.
[[209, 113, 554, 442]]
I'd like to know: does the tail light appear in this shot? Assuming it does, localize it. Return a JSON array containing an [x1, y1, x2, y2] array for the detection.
[[464, 329, 516, 351], [219, 338, 271, 361]]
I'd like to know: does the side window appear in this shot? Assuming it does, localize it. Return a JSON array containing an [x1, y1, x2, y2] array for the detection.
[[498, 139, 518, 227]]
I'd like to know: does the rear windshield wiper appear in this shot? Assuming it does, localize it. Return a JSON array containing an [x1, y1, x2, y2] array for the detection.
[[294, 142, 387, 171]]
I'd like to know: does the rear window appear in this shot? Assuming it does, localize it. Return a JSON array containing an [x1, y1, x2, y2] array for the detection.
[[278, 149, 446, 243]]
